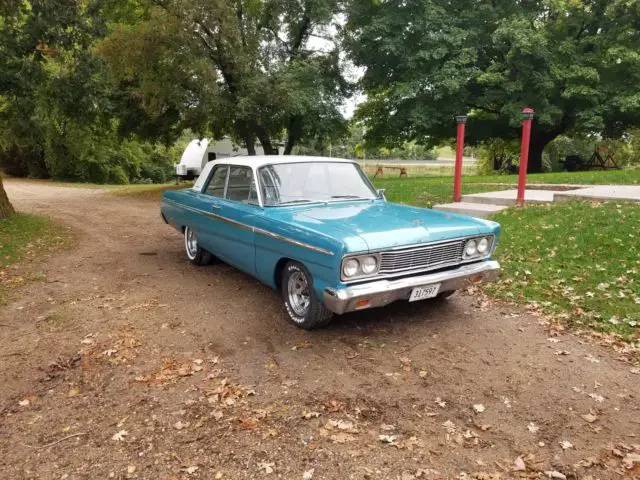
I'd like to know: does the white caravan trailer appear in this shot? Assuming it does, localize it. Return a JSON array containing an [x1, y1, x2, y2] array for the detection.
[[175, 138, 264, 180]]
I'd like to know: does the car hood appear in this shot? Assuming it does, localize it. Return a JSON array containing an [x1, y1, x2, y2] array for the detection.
[[268, 200, 494, 252]]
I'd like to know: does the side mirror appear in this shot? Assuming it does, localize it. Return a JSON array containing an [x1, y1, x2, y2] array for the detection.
[[377, 188, 386, 199]]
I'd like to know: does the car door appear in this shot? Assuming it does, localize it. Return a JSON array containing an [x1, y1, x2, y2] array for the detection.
[[196, 164, 229, 254], [214, 165, 259, 275]]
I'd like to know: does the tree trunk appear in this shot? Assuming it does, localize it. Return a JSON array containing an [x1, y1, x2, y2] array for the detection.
[[284, 130, 297, 155], [0, 177, 15, 220], [244, 134, 256, 156], [527, 141, 546, 173], [256, 133, 278, 155], [526, 128, 561, 173]]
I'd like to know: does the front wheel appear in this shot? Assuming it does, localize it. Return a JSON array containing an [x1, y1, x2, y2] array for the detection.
[[281, 261, 333, 330], [184, 226, 212, 266]]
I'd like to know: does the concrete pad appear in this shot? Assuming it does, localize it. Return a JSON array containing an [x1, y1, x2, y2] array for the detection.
[[433, 202, 508, 218], [554, 185, 640, 203], [461, 189, 562, 206]]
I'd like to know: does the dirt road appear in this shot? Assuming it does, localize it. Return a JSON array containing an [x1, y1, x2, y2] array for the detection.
[[1, 179, 639, 479]]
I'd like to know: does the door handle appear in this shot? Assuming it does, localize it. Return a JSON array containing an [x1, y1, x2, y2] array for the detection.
[[211, 203, 221, 210]]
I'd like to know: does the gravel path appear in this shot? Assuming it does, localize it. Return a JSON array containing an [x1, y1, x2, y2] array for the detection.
[[1, 179, 639, 479]]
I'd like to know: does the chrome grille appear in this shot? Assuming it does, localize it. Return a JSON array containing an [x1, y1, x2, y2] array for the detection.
[[379, 240, 465, 274]]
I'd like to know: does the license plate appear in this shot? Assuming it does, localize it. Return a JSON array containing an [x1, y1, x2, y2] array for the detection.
[[408, 283, 441, 302]]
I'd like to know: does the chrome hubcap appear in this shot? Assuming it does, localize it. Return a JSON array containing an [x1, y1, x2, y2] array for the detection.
[[287, 271, 310, 317], [186, 228, 198, 258]]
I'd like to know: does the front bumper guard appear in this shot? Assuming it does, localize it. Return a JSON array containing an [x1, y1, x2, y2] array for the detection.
[[323, 260, 500, 315]]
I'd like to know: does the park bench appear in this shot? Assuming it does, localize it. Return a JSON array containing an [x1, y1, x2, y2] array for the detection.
[[372, 164, 408, 178]]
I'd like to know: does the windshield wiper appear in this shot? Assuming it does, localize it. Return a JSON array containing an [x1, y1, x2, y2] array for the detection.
[[276, 199, 314, 205], [330, 195, 366, 199]]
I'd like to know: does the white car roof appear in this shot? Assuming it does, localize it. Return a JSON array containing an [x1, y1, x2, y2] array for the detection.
[[206, 155, 357, 169]]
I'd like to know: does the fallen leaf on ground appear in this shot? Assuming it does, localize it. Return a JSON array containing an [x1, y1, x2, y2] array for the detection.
[[513, 456, 526, 471], [378, 434, 398, 444], [258, 462, 274, 474], [472, 404, 485, 414], [544, 471, 567, 480], [584, 354, 600, 363], [581, 413, 598, 423], [442, 420, 456, 433], [18, 399, 30, 407], [330, 432, 356, 443], [302, 410, 320, 419], [588, 393, 605, 402], [112, 430, 128, 441], [173, 421, 189, 430], [560, 440, 573, 450], [623, 453, 640, 469]]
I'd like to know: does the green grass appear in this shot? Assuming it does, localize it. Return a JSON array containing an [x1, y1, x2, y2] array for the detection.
[[109, 183, 186, 200], [485, 202, 640, 339], [0, 213, 72, 300], [372, 176, 503, 207], [371, 167, 640, 207]]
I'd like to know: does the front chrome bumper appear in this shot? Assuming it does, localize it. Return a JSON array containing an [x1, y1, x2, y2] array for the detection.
[[323, 260, 500, 315]]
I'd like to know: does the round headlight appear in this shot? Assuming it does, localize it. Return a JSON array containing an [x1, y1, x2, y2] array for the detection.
[[477, 237, 489, 254], [465, 239, 477, 257], [360, 256, 378, 274], [343, 258, 360, 278]]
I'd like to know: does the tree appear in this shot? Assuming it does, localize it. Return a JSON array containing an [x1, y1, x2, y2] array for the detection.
[[0, 0, 111, 216], [98, 0, 350, 154], [344, 0, 640, 172]]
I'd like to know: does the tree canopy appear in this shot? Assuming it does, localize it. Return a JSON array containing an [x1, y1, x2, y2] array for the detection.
[[98, 0, 350, 155], [345, 0, 640, 172]]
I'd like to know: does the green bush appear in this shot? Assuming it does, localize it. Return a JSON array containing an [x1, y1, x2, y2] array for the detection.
[[2, 123, 175, 185]]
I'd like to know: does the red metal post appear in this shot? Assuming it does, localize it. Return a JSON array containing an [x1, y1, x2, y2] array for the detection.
[[517, 108, 535, 206], [453, 115, 467, 202]]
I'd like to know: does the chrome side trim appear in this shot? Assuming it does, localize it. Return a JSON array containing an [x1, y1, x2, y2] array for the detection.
[[163, 198, 334, 256], [253, 227, 335, 256]]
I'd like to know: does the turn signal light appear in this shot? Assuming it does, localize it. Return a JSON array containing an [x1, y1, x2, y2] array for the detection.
[[355, 299, 371, 309]]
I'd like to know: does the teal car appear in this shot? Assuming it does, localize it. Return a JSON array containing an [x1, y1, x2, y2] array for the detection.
[[161, 156, 501, 329]]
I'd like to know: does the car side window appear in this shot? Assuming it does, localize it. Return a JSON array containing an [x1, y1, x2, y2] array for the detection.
[[192, 161, 215, 192], [226, 166, 256, 204], [204, 165, 228, 197]]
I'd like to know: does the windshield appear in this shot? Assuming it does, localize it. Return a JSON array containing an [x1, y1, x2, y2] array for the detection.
[[258, 162, 378, 206]]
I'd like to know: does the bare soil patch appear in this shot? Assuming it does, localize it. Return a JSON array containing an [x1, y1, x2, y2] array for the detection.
[[1, 179, 639, 480]]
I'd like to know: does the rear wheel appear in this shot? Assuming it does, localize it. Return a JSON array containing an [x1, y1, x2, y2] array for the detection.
[[184, 226, 212, 266], [281, 261, 333, 330]]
